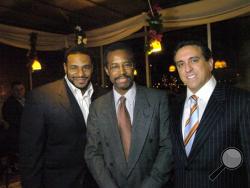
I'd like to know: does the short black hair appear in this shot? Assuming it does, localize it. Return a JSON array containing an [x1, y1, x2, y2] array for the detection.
[[104, 42, 134, 67], [64, 45, 92, 63], [11, 81, 24, 89], [173, 40, 212, 61]]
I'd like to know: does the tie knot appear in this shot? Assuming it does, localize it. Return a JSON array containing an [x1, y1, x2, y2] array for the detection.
[[190, 95, 198, 102], [120, 96, 126, 104]]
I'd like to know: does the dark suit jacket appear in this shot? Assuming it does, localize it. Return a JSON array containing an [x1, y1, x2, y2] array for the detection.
[[19, 79, 107, 188], [170, 84, 250, 188], [85, 85, 173, 188]]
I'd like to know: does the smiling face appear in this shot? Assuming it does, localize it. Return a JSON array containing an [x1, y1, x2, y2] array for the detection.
[[64, 53, 93, 93], [105, 49, 134, 95], [174, 45, 213, 93]]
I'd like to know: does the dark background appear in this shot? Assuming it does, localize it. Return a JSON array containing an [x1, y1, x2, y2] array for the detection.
[[0, 15, 249, 100]]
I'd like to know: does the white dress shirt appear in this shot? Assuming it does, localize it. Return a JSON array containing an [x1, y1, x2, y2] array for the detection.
[[113, 82, 136, 125], [65, 76, 94, 124], [17, 97, 25, 106], [182, 76, 217, 138]]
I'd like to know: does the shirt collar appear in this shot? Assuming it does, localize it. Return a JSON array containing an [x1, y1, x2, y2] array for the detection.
[[187, 76, 217, 103], [113, 82, 136, 106], [64, 75, 94, 97]]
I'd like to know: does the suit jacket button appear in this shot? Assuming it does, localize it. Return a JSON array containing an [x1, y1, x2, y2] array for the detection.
[[109, 162, 113, 167], [106, 142, 109, 147], [149, 139, 153, 143]]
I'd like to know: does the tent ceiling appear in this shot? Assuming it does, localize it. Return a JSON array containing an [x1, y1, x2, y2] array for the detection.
[[0, 0, 198, 34]]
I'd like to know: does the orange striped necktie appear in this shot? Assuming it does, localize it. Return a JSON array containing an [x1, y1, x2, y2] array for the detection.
[[184, 95, 199, 156], [117, 96, 132, 161]]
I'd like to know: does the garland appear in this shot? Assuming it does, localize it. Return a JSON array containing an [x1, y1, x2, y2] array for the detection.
[[146, 4, 163, 54]]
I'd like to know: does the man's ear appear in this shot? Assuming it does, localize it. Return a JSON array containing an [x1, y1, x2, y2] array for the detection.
[[63, 63, 67, 74], [208, 58, 214, 71], [105, 67, 109, 76]]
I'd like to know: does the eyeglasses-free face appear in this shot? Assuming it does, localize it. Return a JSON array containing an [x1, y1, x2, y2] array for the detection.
[[64, 53, 93, 91], [174, 45, 213, 93]]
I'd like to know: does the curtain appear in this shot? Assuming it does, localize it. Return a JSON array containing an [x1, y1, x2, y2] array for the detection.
[[0, 0, 249, 51]]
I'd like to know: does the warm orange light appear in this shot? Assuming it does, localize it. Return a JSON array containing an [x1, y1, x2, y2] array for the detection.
[[214, 60, 227, 69], [148, 40, 162, 55], [169, 65, 176, 72]]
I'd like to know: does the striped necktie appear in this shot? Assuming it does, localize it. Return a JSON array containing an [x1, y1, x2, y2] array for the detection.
[[184, 95, 199, 156], [117, 96, 132, 161]]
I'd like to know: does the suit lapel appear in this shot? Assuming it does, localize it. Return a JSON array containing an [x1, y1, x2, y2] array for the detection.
[[57, 79, 86, 127], [188, 84, 225, 162], [57, 80, 74, 117], [91, 85, 100, 101], [91, 85, 106, 101], [127, 86, 153, 175], [172, 96, 188, 161]]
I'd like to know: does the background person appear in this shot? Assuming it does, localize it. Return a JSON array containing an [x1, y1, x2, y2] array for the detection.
[[2, 81, 25, 153]]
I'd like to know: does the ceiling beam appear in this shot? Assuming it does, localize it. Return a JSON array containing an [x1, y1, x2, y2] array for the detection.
[[35, 0, 105, 21], [85, 0, 129, 18], [0, 5, 67, 28]]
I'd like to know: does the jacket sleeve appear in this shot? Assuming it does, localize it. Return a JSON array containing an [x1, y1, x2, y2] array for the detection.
[[85, 103, 119, 188], [141, 92, 173, 188], [239, 91, 250, 187], [19, 90, 46, 188]]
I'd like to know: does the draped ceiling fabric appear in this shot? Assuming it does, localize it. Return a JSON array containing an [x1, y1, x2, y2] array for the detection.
[[0, 0, 249, 51]]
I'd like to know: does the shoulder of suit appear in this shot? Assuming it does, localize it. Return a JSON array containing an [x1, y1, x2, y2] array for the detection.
[[4, 95, 17, 103], [27, 79, 64, 98], [216, 83, 250, 101], [92, 85, 168, 103], [2, 96, 19, 109], [229, 86, 249, 100], [137, 85, 168, 98], [92, 85, 110, 99], [33, 79, 63, 91], [93, 89, 112, 102]]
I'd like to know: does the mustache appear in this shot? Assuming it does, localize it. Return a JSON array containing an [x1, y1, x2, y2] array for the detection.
[[72, 76, 89, 79], [114, 75, 132, 81]]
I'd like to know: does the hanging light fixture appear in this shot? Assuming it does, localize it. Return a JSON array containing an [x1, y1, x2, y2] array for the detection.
[[28, 32, 42, 72], [31, 59, 42, 71], [146, 0, 163, 55], [27, 32, 42, 89], [148, 39, 162, 55]]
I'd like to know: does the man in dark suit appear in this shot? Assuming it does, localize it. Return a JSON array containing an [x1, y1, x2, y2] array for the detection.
[[85, 42, 173, 188], [2, 81, 25, 153], [19, 45, 106, 188], [171, 40, 250, 188]]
